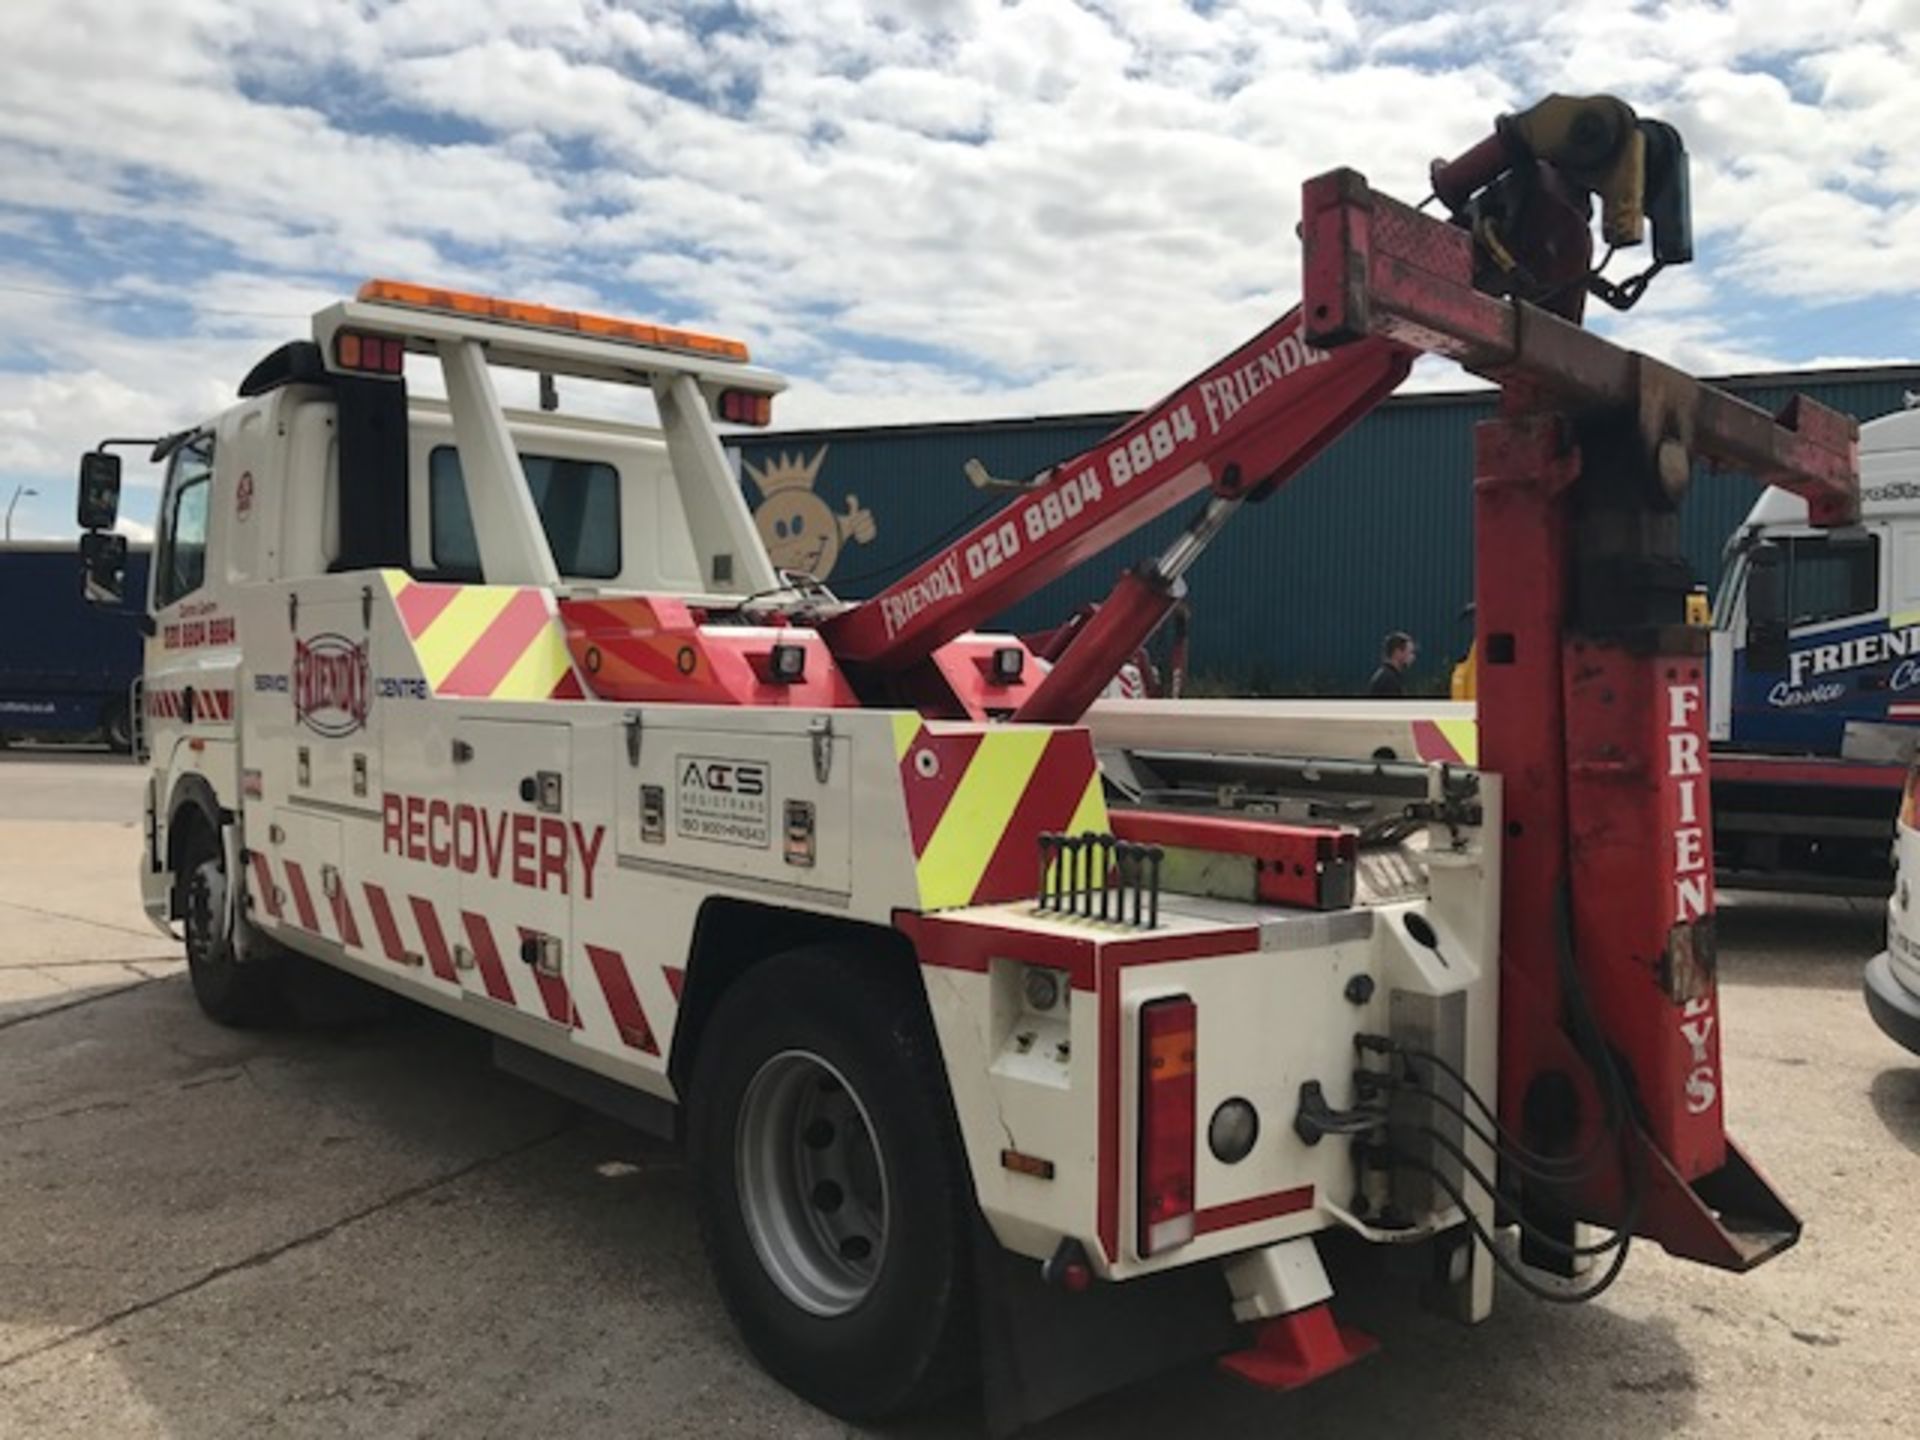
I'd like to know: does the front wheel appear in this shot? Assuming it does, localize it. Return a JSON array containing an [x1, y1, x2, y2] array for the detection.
[[181, 824, 284, 1027], [687, 946, 975, 1419]]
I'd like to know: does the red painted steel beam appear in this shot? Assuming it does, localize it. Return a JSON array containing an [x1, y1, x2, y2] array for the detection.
[[1109, 808, 1358, 911], [1301, 168, 1859, 526]]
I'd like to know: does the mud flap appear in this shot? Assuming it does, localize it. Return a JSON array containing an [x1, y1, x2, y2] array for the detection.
[[974, 1218, 1238, 1437]]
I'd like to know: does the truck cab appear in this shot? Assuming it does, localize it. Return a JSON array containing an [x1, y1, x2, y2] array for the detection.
[[106, 290, 789, 932], [1711, 405, 1920, 756]]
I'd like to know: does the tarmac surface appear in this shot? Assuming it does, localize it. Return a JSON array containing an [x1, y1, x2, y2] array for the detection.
[[1, 751, 1916, 1438]]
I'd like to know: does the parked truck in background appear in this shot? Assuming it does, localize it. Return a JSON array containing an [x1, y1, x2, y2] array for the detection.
[[1706, 404, 1920, 893], [0, 540, 147, 751]]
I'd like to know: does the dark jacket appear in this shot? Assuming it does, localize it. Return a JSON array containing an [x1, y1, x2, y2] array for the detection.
[[1367, 663, 1406, 697]]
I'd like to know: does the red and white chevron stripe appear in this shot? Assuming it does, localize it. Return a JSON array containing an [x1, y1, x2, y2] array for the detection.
[[244, 850, 672, 1055], [145, 688, 235, 722]]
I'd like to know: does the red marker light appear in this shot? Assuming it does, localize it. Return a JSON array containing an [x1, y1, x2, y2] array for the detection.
[[333, 330, 405, 377], [718, 389, 774, 427]]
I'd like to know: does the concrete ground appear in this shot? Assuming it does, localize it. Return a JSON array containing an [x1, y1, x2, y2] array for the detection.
[[0, 754, 1916, 1438]]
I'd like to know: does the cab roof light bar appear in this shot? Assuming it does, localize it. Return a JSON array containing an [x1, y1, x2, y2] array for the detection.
[[355, 279, 751, 364]]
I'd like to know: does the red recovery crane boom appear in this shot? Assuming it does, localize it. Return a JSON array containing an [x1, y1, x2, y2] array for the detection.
[[819, 317, 1414, 717], [822, 95, 1861, 1277]]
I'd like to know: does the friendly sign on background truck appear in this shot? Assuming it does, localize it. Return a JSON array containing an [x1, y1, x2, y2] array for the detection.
[[1712, 405, 1920, 746]]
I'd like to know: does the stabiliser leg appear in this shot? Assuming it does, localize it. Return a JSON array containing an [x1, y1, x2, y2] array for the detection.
[[1478, 399, 1800, 1268]]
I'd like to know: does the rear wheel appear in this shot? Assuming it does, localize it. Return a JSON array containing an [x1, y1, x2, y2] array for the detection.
[[181, 823, 284, 1027], [102, 702, 133, 755], [687, 946, 975, 1419]]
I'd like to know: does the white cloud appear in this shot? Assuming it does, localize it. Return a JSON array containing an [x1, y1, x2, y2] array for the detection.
[[0, 0, 1916, 544]]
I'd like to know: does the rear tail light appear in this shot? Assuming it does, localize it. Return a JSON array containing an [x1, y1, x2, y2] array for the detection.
[[1902, 763, 1920, 829], [718, 389, 774, 426], [333, 331, 406, 376], [1138, 995, 1198, 1257]]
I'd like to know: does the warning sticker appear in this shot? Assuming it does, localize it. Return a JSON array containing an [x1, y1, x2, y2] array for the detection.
[[676, 756, 771, 848]]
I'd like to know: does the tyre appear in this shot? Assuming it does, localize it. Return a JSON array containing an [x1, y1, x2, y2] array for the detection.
[[102, 702, 133, 755], [687, 946, 975, 1419], [181, 822, 284, 1027]]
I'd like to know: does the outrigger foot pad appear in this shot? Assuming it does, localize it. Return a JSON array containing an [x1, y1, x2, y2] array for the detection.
[[1217, 1303, 1379, 1392]]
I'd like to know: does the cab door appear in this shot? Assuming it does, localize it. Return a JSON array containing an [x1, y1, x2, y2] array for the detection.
[[452, 719, 578, 1033]]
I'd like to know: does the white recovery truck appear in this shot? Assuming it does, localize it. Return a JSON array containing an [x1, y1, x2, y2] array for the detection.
[[73, 98, 1833, 1431]]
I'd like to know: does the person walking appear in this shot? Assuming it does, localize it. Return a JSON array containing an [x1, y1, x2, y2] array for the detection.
[[1368, 631, 1417, 697]]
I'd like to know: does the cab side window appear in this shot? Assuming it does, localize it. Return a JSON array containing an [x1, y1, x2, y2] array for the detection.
[[1785, 534, 1878, 627], [155, 438, 214, 608]]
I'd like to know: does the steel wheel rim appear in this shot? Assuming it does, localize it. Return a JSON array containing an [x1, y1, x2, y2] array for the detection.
[[736, 1049, 889, 1317]]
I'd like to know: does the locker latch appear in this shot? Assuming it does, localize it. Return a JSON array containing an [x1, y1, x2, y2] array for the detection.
[[809, 715, 834, 783], [519, 933, 564, 977]]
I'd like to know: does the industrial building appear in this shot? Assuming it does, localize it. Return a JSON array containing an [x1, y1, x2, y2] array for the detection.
[[735, 365, 1920, 693]]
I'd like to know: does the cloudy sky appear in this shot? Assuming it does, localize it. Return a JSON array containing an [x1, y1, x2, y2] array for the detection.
[[2, 0, 1916, 540]]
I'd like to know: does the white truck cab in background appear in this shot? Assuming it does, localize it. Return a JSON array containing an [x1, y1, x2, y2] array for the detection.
[[1703, 405, 1920, 891]]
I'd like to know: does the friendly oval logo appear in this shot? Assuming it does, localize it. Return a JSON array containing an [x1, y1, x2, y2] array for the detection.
[[292, 633, 371, 737]]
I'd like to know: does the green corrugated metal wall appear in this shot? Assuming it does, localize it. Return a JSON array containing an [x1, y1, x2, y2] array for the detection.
[[736, 367, 1920, 693]]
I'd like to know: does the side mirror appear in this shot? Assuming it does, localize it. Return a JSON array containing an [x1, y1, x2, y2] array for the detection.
[[80, 530, 129, 608], [1744, 543, 1788, 673], [77, 451, 122, 531]]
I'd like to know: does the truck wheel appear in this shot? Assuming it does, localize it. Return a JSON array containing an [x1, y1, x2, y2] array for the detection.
[[102, 703, 133, 755], [182, 827, 283, 1027], [687, 946, 975, 1419]]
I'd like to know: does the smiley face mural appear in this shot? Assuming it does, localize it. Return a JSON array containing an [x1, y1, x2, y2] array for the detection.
[[745, 446, 877, 581]]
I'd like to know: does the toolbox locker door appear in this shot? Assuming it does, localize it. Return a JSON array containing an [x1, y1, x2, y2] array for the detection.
[[617, 721, 853, 894], [257, 807, 342, 946], [452, 719, 579, 1030], [284, 594, 382, 814]]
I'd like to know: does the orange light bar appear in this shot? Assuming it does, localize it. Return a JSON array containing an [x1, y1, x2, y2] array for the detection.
[[355, 279, 750, 364]]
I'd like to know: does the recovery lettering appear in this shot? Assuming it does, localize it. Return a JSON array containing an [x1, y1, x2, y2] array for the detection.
[[381, 792, 606, 900]]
